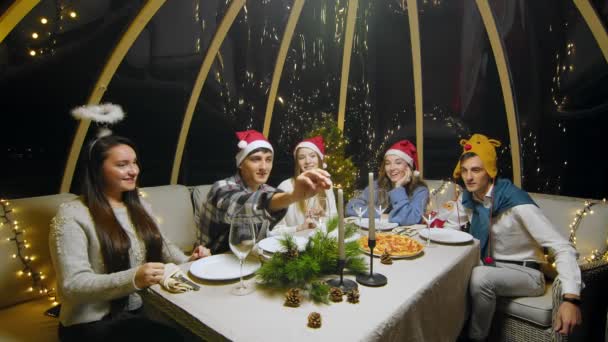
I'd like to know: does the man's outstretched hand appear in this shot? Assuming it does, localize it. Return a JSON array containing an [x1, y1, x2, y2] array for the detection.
[[292, 169, 332, 201]]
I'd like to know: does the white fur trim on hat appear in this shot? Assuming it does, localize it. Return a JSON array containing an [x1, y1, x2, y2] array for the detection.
[[235, 139, 274, 166], [294, 141, 324, 160], [385, 149, 414, 168]]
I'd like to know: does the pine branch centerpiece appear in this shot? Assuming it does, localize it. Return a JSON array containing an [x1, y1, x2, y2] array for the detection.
[[256, 217, 366, 304]]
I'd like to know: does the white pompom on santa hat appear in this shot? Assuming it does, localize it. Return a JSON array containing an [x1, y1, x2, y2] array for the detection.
[[294, 136, 327, 168], [235, 129, 274, 166], [384, 139, 420, 177]]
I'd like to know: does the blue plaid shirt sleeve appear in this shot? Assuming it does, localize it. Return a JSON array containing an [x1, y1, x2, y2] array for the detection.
[[198, 175, 287, 253]]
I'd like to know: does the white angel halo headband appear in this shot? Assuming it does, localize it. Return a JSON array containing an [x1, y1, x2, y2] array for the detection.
[[71, 103, 125, 154]]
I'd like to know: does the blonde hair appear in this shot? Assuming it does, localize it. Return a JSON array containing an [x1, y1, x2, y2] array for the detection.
[[294, 147, 326, 214]]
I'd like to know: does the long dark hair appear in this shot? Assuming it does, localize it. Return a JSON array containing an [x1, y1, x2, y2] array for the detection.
[[82, 135, 163, 276]]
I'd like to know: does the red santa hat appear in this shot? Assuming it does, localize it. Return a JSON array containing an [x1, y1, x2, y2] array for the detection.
[[294, 136, 327, 168], [235, 130, 274, 166], [384, 139, 420, 176]]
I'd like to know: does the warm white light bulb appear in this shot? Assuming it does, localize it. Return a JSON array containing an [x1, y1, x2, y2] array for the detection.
[[32, 32, 39, 39], [40, 17, 48, 24], [69, 11, 77, 18]]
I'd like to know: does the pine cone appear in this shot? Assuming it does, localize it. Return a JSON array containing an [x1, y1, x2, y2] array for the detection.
[[329, 287, 343, 302], [347, 288, 360, 304], [380, 248, 393, 265], [284, 288, 302, 307], [307, 312, 322, 328], [283, 246, 299, 261]]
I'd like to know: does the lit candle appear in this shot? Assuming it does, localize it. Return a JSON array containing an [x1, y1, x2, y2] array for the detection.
[[337, 189, 345, 260], [368, 172, 375, 240]]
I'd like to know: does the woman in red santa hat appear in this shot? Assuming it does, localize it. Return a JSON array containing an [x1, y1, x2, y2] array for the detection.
[[199, 130, 332, 254], [270, 136, 338, 235], [346, 140, 429, 225]]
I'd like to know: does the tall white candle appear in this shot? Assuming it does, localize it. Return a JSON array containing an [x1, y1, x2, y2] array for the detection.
[[368, 172, 375, 240], [337, 189, 345, 260]]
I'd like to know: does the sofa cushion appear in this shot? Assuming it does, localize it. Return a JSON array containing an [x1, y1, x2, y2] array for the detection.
[[498, 283, 553, 327], [191, 184, 212, 229], [139, 185, 197, 252], [0, 297, 59, 341], [529, 193, 608, 260], [0, 193, 77, 309]]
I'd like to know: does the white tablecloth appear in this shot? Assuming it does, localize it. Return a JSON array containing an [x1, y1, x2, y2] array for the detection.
[[145, 239, 479, 342]]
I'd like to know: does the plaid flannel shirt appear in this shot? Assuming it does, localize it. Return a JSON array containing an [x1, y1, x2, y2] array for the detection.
[[199, 173, 287, 254]]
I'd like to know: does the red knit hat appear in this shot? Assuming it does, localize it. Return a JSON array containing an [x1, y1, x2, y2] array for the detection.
[[235, 130, 273, 166], [294, 136, 326, 168], [384, 140, 420, 176]]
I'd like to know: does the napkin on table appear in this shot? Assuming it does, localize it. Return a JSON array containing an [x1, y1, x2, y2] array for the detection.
[[161, 263, 199, 293]]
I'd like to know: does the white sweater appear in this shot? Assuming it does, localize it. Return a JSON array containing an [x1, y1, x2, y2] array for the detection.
[[459, 188, 582, 295], [269, 178, 338, 236], [49, 199, 188, 326]]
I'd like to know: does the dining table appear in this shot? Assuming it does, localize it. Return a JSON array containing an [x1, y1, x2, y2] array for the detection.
[[142, 227, 480, 342]]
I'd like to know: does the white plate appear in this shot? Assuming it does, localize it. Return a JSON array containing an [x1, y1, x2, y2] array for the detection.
[[355, 218, 398, 231], [189, 254, 261, 281], [404, 224, 427, 230], [258, 236, 308, 254], [418, 228, 473, 244]]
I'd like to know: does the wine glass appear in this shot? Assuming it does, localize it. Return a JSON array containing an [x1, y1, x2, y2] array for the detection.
[[229, 214, 257, 295], [376, 189, 389, 226], [424, 195, 437, 248], [352, 190, 368, 227], [307, 195, 330, 232]]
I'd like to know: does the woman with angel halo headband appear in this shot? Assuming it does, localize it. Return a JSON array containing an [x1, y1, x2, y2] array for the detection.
[[49, 103, 210, 341]]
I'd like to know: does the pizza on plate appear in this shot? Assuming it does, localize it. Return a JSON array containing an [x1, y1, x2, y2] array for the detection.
[[358, 233, 424, 257]]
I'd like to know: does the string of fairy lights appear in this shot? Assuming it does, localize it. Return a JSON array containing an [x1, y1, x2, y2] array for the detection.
[[567, 198, 608, 263], [429, 179, 452, 197], [0, 199, 58, 306]]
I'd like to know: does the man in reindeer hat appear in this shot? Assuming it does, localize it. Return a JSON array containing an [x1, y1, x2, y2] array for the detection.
[[454, 134, 581, 341], [199, 130, 332, 254]]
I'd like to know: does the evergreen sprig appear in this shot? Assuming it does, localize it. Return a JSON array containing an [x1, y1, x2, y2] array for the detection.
[[256, 217, 366, 303]]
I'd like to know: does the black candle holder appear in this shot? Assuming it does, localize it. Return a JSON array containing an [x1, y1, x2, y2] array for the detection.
[[356, 238, 387, 287], [327, 259, 358, 292]]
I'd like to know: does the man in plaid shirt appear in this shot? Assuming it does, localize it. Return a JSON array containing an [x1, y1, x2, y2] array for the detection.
[[199, 130, 332, 254]]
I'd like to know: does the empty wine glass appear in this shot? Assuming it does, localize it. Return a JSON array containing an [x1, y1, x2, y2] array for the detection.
[[352, 190, 368, 227], [229, 214, 256, 295], [307, 196, 330, 232], [376, 189, 389, 225], [424, 195, 437, 248]]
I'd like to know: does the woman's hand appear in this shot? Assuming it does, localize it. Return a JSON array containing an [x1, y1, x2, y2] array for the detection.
[[134, 262, 165, 289], [189, 245, 212, 261], [298, 217, 317, 231], [394, 168, 412, 188]]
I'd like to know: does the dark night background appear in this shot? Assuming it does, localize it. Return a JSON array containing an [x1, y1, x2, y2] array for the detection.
[[1, 0, 607, 200]]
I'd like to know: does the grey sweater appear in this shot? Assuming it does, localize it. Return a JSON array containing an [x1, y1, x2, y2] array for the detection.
[[49, 199, 189, 326]]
